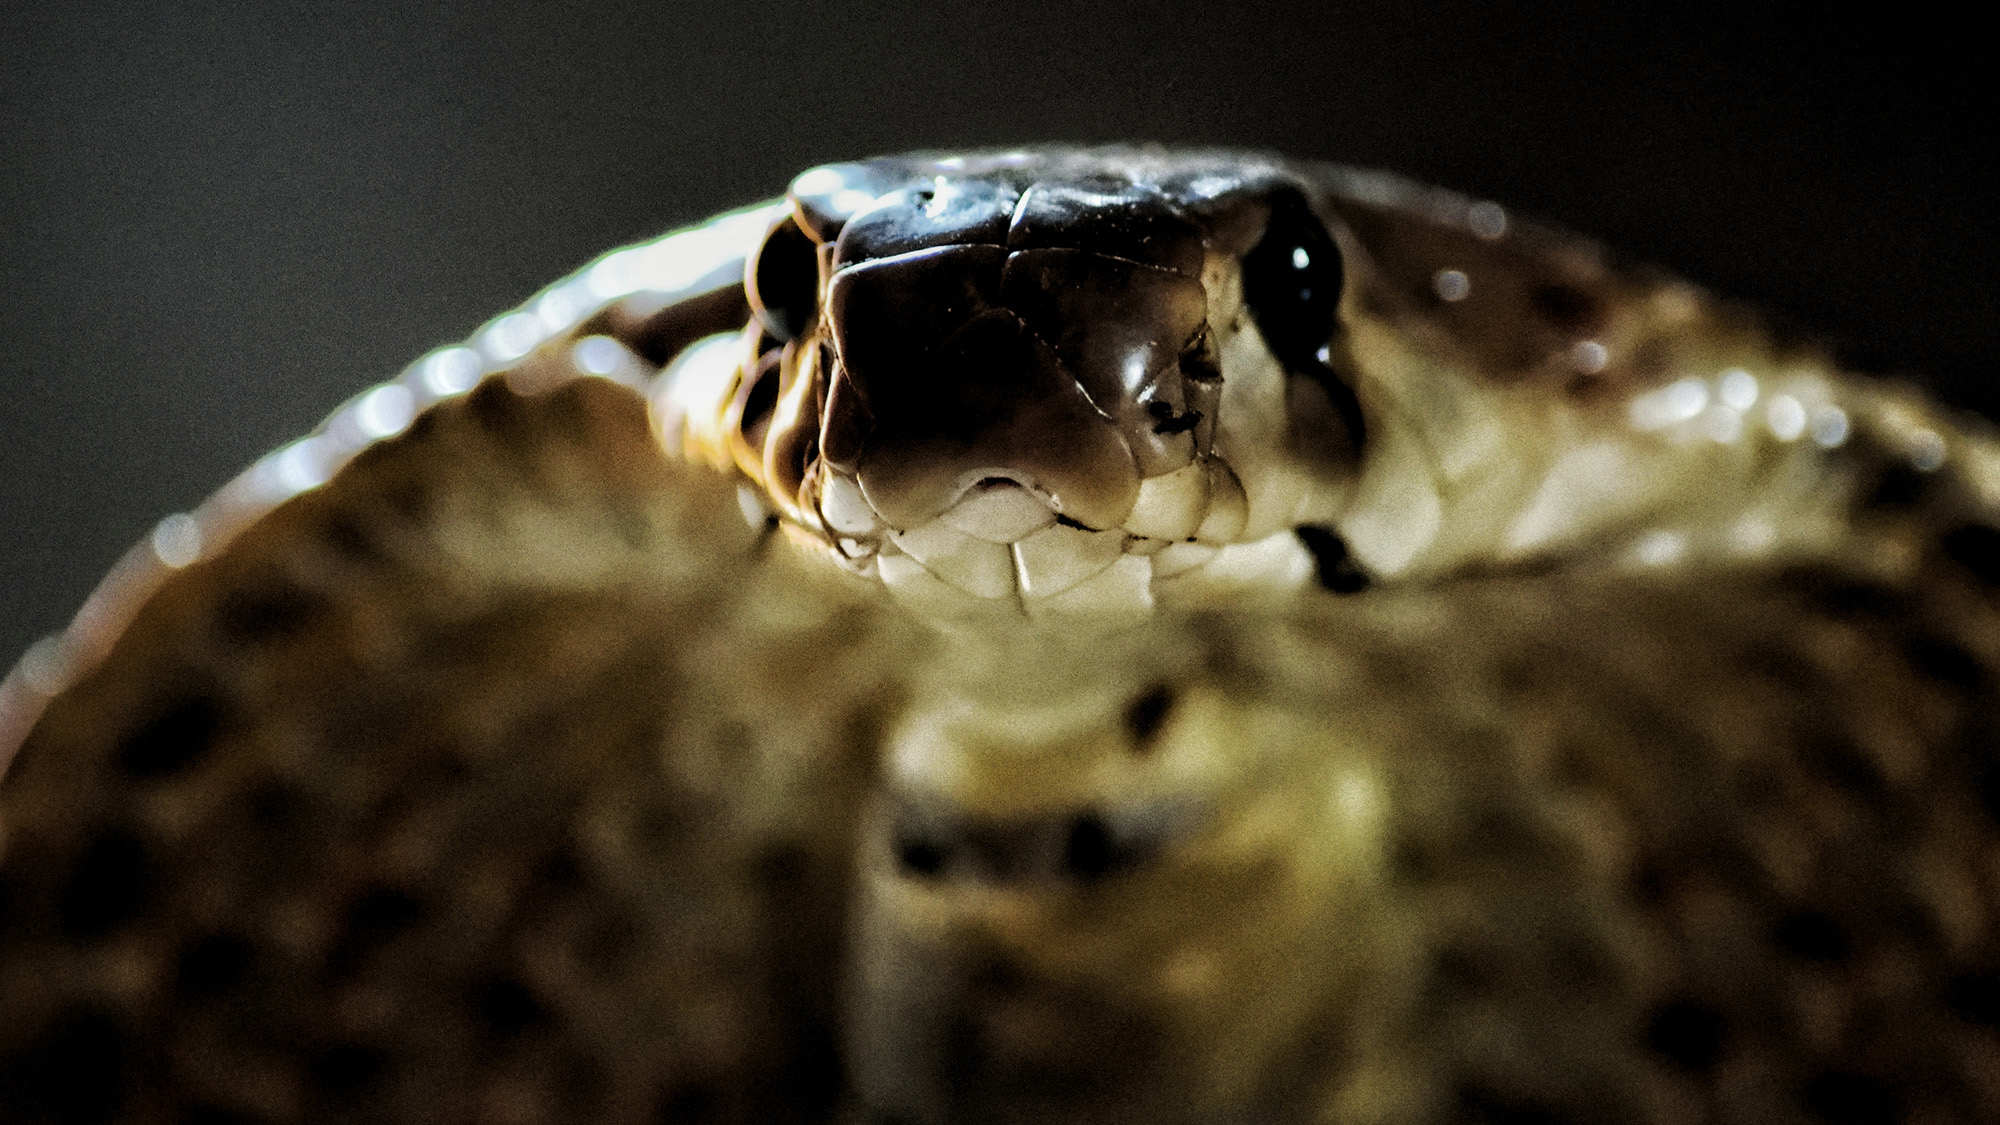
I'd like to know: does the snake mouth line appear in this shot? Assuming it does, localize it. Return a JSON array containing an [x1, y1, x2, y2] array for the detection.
[[789, 456, 1288, 621]]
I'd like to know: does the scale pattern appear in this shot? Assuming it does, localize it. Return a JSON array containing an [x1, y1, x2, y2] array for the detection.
[[2, 150, 1997, 1124]]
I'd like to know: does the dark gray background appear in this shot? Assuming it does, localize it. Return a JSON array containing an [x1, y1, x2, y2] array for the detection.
[[2, 2, 1991, 667]]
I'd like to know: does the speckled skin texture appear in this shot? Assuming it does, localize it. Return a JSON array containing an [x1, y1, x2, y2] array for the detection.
[[0, 381, 911, 1123], [843, 563, 2000, 1125], [3, 152, 1998, 1123]]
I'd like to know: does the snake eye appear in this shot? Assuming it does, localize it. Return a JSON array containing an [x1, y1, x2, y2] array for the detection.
[[1240, 190, 1343, 372], [747, 216, 821, 343]]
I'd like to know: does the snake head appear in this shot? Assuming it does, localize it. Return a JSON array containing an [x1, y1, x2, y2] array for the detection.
[[687, 150, 1367, 618]]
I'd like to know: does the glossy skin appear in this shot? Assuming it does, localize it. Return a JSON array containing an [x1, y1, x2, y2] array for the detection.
[[2, 149, 1997, 1124], [669, 151, 1370, 624]]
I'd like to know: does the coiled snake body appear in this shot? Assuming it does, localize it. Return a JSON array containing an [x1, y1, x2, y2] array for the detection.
[[3, 148, 1997, 1123]]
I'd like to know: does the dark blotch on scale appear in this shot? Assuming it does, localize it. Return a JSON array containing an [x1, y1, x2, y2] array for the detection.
[[1946, 969, 2000, 1026], [473, 975, 550, 1040], [656, 1082, 725, 1123], [1801, 1071, 1903, 1125], [215, 582, 330, 645], [1941, 522, 2000, 586], [1862, 461, 1931, 511], [892, 809, 952, 880], [1146, 400, 1201, 435], [175, 932, 255, 997], [322, 886, 426, 981], [894, 835, 948, 879], [1296, 525, 1371, 594], [1453, 1080, 1569, 1125], [1060, 814, 1116, 880], [182, 1105, 265, 1125], [1123, 683, 1176, 746], [890, 803, 1160, 884], [308, 1043, 390, 1108], [1643, 997, 1729, 1072], [115, 694, 225, 778], [1773, 907, 1850, 963], [0, 1006, 128, 1125], [1530, 282, 1600, 334], [58, 829, 153, 940]]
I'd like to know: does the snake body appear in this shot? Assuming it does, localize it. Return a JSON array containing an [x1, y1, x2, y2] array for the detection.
[[3, 149, 1998, 1123]]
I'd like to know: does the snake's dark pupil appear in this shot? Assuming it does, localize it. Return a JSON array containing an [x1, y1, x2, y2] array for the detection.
[[749, 217, 821, 343], [1240, 189, 1343, 374]]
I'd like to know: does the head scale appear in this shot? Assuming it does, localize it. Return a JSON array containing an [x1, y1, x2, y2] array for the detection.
[[720, 149, 1366, 615]]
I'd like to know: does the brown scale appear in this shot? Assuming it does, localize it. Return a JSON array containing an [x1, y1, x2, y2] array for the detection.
[[1323, 169, 1825, 406]]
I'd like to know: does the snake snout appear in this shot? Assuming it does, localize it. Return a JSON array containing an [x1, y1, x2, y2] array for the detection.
[[822, 261, 1146, 533], [796, 163, 1231, 538]]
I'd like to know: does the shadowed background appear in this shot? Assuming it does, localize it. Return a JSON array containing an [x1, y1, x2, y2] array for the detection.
[[1, 1, 1991, 668]]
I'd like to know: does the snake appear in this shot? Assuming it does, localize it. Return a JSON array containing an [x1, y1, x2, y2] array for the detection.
[[2, 147, 1997, 1123]]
